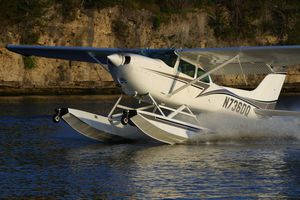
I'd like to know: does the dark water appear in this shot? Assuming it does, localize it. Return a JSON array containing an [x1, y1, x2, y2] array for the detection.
[[0, 95, 300, 199]]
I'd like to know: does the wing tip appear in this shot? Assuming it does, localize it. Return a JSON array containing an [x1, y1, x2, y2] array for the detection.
[[6, 44, 32, 57], [6, 44, 13, 50]]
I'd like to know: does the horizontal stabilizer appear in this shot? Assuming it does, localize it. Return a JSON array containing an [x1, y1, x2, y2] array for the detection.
[[254, 108, 300, 117]]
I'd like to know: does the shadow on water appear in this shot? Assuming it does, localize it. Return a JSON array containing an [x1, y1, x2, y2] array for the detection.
[[0, 94, 299, 199]]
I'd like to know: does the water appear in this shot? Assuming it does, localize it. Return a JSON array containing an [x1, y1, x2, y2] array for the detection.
[[0, 95, 300, 199]]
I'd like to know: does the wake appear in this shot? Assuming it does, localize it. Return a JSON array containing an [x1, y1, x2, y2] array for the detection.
[[190, 113, 300, 144]]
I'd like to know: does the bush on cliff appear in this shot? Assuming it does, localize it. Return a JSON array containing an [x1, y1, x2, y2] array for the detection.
[[22, 56, 37, 70]]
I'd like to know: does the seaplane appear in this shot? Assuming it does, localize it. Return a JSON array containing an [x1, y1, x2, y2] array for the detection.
[[6, 44, 300, 144]]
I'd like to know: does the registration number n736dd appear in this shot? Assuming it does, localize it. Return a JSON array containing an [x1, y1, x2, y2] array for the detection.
[[222, 97, 251, 116]]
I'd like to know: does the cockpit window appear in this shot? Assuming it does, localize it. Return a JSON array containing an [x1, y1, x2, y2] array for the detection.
[[141, 50, 177, 67], [197, 68, 210, 83], [177, 59, 210, 82], [178, 60, 196, 78]]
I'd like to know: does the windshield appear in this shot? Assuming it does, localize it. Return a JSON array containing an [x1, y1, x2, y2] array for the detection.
[[140, 49, 177, 67]]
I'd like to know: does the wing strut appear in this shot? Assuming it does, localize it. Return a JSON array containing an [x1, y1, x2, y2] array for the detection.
[[88, 52, 109, 71], [167, 55, 239, 97], [237, 56, 248, 85]]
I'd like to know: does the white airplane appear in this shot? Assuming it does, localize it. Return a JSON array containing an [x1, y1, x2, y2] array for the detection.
[[6, 44, 300, 144]]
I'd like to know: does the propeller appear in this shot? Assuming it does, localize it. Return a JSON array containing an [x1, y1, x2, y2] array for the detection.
[[107, 54, 125, 66]]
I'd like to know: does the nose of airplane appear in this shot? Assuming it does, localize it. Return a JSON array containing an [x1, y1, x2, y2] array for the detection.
[[107, 54, 124, 66]]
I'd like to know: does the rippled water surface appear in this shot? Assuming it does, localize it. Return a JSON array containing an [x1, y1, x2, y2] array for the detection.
[[0, 95, 300, 199]]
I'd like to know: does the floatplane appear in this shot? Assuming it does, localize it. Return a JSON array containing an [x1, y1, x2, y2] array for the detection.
[[6, 44, 300, 144]]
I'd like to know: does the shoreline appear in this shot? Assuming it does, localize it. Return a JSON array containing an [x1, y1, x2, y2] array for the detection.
[[0, 86, 122, 96]]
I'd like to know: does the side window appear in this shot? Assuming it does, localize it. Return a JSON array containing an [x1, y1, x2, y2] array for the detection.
[[197, 68, 210, 83], [178, 60, 195, 78]]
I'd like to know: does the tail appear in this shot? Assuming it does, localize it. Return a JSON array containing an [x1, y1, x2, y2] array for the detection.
[[225, 73, 286, 110], [249, 73, 286, 102]]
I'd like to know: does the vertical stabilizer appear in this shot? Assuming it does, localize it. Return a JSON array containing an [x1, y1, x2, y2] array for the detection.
[[250, 73, 286, 102]]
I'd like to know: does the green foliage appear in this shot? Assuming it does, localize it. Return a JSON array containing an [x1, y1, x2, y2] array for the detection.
[[155, 0, 197, 14], [152, 13, 171, 30], [23, 56, 37, 70], [52, 0, 84, 20], [112, 19, 129, 39], [0, 0, 47, 26], [153, 16, 162, 30], [267, 0, 298, 43], [208, 1, 260, 41], [2, 0, 300, 44], [207, 0, 300, 43], [83, 0, 121, 9], [20, 31, 40, 45], [287, 15, 300, 44]]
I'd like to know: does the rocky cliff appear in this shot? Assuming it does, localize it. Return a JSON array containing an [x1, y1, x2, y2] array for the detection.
[[0, 5, 299, 95]]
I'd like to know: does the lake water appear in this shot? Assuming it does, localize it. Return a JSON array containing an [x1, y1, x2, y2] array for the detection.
[[0, 95, 299, 199]]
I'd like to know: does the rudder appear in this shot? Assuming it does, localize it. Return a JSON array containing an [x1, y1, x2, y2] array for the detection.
[[250, 73, 286, 102]]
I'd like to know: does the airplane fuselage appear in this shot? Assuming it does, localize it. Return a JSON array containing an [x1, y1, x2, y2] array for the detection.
[[108, 53, 262, 118]]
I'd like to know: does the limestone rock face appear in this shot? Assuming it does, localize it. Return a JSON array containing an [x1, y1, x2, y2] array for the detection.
[[0, 6, 299, 93]]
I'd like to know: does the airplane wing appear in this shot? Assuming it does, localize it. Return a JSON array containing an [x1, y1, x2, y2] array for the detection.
[[6, 44, 138, 65], [7, 44, 300, 75], [177, 45, 300, 75], [6, 44, 175, 66], [254, 108, 300, 117]]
